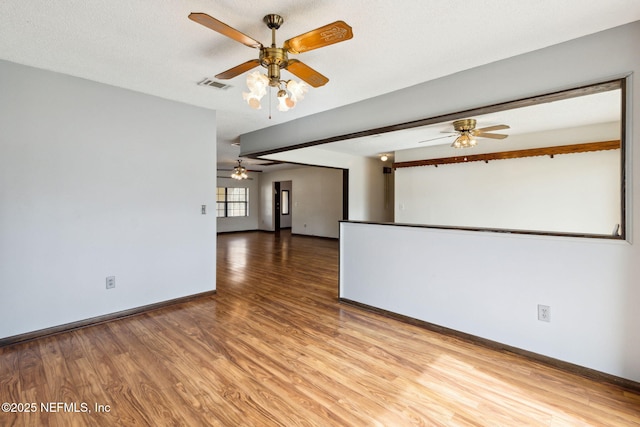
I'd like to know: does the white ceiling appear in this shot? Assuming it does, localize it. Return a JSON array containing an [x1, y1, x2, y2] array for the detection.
[[1, 1, 639, 170]]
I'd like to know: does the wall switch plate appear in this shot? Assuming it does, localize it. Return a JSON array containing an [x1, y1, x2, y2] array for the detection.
[[106, 276, 116, 290], [538, 304, 550, 322], [201, 205, 207, 214]]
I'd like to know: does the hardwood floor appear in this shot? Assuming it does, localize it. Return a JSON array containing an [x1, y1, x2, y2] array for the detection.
[[1, 230, 639, 426]]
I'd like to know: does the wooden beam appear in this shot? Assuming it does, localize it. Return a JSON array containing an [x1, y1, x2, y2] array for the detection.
[[392, 140, 620, 169]]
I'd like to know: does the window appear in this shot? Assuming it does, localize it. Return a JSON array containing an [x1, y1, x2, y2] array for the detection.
[[216, 187, 249, 217], [281, 190, 290, 215]]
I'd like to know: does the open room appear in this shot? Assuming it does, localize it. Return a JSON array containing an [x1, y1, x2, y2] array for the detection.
[[2, 2, 640, 425]]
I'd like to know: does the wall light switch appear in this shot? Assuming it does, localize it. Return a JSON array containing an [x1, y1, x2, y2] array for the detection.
[[201, 205, 207, 214]]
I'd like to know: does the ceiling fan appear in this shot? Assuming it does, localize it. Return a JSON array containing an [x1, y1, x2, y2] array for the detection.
[[222, 160, 253, 180], [189, 12, 353, 111], [419, 119, 510, 148]]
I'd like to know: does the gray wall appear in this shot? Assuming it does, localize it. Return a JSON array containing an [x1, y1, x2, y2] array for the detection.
[[261, 150, 393, 222], [0, 60, 217, 339], [216, 167, 343, 236], [260, 167, 343, 238]]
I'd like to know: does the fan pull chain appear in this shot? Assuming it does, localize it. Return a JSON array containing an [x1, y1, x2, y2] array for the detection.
[[269, 87, 272, 119]]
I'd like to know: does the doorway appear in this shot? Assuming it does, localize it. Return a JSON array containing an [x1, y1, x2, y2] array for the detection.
[[274, 180, 292, 231]]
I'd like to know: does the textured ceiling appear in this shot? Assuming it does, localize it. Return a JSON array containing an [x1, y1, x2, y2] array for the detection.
[[1, 1, 639, 170]]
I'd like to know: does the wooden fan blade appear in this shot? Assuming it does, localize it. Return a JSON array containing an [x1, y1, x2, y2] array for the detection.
[[283, 21, 353, 54], [215, 59, 260, 79], [286, 59, 329, 87], [474, 124, 510, 133], [189, 13, 263, 49], [475, 132, 509, 139]]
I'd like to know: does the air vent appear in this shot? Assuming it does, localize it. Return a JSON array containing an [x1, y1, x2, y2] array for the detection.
[[197, 78, 231, 89]]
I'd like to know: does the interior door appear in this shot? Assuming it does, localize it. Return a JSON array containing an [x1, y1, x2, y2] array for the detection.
[[274, 181, 281, 231]]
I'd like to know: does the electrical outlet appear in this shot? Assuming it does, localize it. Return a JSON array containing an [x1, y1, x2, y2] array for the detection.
[[201, 205, 207, 214], [106, 276, 116, 290], [538, 304, 550, 322]]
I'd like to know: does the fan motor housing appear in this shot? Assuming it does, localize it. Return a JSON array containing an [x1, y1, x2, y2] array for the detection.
[[453, 119, 477, 132], [260, 47, 288, 85], [260, 47, 288, 68]]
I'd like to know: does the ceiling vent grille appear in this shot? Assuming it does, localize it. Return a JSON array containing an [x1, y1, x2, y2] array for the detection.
[[197, 78, 231, 89]]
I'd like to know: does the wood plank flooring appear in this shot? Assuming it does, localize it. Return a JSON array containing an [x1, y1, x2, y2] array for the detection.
[[1, 230, 639, 426]]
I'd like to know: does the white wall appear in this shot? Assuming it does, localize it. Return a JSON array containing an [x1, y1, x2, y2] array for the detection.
[[394, 123, 621, 235], [242, 21, 640, 382], [356, 156, 393, 223], [216, 173, 260, 232], [262, 149, 392, 222], [0, 60, 217, 339], [395, 149, 620, 234], [340, 222, 634, 380], [259, 166, 342, 238]]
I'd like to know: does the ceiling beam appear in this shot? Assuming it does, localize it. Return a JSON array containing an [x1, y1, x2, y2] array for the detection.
[[392, 140, 620, 169]]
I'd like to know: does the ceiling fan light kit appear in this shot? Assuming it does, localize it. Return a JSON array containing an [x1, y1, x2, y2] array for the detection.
[[189, 12, 353, 113], [231, 160, 248, 180], [451, 119, 479, 149], [451, 133, 477, 149]]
